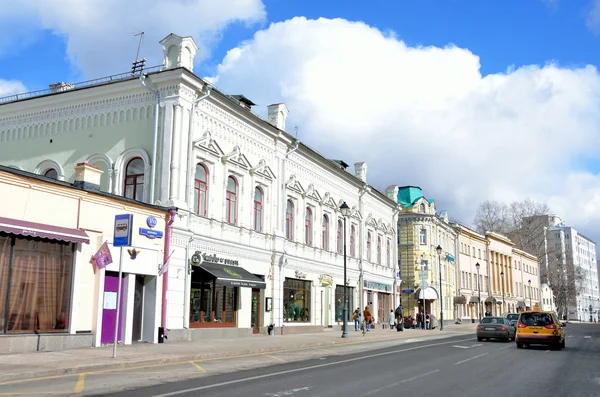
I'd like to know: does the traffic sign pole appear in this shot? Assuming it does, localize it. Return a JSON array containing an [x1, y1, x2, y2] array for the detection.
[[112, 214, 132, 358]]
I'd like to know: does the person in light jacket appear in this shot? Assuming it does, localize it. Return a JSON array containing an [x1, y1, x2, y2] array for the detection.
[[388, 310, 396, 330]]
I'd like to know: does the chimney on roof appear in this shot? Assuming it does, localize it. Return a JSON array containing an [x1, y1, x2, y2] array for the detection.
[[267, 103, 289, 131], [160, 33, 198, 72], [385, 185, 399, 203], [73, 162, 103, 192], [354, 162, 367, 182]]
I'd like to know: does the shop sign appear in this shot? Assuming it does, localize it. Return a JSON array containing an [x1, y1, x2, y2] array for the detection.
[[295, 270, 307, 279], [364, 280, 392, 293], [319, 273, 333, 286], [191, 251, 240, 266]]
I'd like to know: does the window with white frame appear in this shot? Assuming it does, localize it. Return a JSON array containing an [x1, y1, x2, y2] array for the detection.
[[194, 164, 208, 216], [419, 228, 427, 245], [322, 214, 329, 251], [367, 232, 372, 262], [225, 176, 238, 225], [286, 200, 294, 240], [350, 225, 356, 257], [305, 207, 313, 246], [337, 219, 343, 254], [124, 157, 145, 201], [377, 235, 382, 265], [386, 239, 390, 266], [253, 186, 263, 232]]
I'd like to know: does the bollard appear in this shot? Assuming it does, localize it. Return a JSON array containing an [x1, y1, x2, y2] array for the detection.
[[267, 323, 275, 336]]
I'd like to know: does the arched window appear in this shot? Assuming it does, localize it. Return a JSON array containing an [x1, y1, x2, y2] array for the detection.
[[124, 157, 145, 201], [286, 200, 294, 240], [337, 219, 343, 254], [194, 164, 208, 216], [305, 207, 313, 246], [387, 239, 391, 266], [367, 232, 372, 262], [420, 203, 426, 213], [377, 236, 382, 265], [226, 176, 238, 225], [253, 187, 263, 232], [322, 214, 329, 250], [44, 168, 58, 179], [350, 225, 356, 257]]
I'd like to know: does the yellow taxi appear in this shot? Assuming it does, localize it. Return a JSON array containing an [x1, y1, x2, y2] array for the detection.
[[515, 303, 565, 350]]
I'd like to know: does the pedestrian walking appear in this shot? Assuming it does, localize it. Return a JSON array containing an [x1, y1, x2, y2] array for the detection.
[[352, 307, 361, 331], [388, 310, 396, 330], [363, 306, 372, 332]]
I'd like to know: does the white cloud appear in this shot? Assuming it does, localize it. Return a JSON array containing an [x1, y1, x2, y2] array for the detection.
[[0, 79, 27, 97], [586, 0, 600, 33], [212, 17, 600, 240], [0, 0, 266, 78]]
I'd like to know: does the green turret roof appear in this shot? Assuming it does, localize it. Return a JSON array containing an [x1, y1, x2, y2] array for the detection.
[[398, 186, 423, 207]]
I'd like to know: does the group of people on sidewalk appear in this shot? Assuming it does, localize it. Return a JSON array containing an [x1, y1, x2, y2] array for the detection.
[[350, 305, 405, 332]]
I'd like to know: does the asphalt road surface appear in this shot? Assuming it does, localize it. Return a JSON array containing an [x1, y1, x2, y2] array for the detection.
[[94, 323, 600, 397]]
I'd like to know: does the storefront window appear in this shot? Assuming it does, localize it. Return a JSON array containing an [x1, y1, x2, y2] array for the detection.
[[335, 285, 354, 322], [283, 278, 311, 322], [190, 270, 238, 327], [0, 237, 73, 334]]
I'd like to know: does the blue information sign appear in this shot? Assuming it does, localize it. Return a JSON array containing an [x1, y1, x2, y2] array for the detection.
[[139, 228, 163, 239], [114, 214, 133, 247]]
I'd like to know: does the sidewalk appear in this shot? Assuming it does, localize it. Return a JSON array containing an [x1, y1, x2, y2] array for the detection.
[[0, 323, 476, 383]]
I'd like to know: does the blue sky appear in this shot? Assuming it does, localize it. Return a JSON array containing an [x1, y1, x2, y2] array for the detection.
[[2, 0, 600, 242]]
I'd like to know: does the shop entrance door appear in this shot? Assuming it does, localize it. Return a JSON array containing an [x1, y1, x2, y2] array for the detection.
[[323, 286, 330, 327], [251, 289, 261, 334], [132, 275, 144, 342], [101, 272, 124, 345]]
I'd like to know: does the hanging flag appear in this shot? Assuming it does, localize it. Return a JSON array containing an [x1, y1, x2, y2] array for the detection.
[[92, 241, 113, 270], [159, 250, 175, 276]]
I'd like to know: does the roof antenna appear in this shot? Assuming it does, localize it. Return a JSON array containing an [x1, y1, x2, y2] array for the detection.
[[131, 31, 146, 75]]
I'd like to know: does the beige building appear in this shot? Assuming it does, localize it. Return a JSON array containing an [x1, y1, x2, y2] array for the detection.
[[454, 224, 488, 322], [512, 248, 540, 312], [0, 163, 173, 353]]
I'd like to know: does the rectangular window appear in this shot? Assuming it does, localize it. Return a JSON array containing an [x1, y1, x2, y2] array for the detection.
[[283, 278, 311, 322], [1, 237, 73, 334], [419, 229, 427, 245]]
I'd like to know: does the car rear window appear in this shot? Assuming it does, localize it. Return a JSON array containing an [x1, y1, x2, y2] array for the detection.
[[481, 317, 504, 324], [520, 313, 554, 326]]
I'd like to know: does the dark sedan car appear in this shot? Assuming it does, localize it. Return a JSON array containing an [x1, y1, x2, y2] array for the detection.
[[477, 317, 516, 342]]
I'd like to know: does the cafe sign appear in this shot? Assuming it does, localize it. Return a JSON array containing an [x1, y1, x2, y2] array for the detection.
[[319, 273, 333, 287], [364, 280, 392, 293], [190, 251, 240, 266]]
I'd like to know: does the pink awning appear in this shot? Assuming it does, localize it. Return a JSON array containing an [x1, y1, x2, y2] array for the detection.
[[0, 216, 89, 244]]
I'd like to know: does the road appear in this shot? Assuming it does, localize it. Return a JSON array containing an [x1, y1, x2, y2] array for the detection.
[[95, 323, 599, 397], [1, 324, 598, 396]]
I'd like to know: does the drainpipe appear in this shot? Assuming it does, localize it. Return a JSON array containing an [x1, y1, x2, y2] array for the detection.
[[278, 140, 299, 327], [140, 74, 160, 205], [162, 208, 177, 339], [358, 185, 370, 318], [185, 85, 212, 208]]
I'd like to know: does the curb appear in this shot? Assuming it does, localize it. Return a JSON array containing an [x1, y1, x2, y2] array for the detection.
[[0, 330, 473, 384]]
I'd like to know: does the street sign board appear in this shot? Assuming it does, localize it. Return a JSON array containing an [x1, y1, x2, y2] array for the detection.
[[114, 214, 133, 247]]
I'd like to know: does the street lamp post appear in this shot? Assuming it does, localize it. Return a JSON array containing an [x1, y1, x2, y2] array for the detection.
[[475, 262, 481, 321], [436, 245, 443, 331], [500, 271, 505, 314], [340, 202, 351, 338], [528, 279, 532, 309]]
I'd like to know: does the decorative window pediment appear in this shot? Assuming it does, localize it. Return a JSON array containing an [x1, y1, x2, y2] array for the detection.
[[197, 139, 224, 157], [288, 180, 305, 194], [254, 165, 276, 181]]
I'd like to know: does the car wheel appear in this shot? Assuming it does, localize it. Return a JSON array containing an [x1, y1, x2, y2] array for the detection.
[[477, 337, 483, 342], [561, 339, 565, 349], [516, 342, 523, 349]]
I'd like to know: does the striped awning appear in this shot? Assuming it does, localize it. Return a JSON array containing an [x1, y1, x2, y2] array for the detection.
[[0, 216, 89, 244]]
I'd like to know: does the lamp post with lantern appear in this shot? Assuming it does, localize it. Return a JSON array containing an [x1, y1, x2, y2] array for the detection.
[[340, 202, 351, 338], [436, 245, 443, 331], [476, 262, 481, 321]]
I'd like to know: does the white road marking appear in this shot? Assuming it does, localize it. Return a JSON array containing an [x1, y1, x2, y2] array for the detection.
[[471, 344, 483, 347], [568, 335, 573, 338], [454, 352, 489, 365], [404, 339, 424, 343], [148, 338, 473, 397], [544, 350, 550, 353], [452, 345, 471, 349], [499, 345, 511, 350], [363, 370, 440, 396], [265, 386, 311, 396], [584, 336, 592, 339]]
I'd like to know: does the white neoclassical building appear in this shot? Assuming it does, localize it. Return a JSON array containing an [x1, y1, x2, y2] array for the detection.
[[0, 33, 399, 341]]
